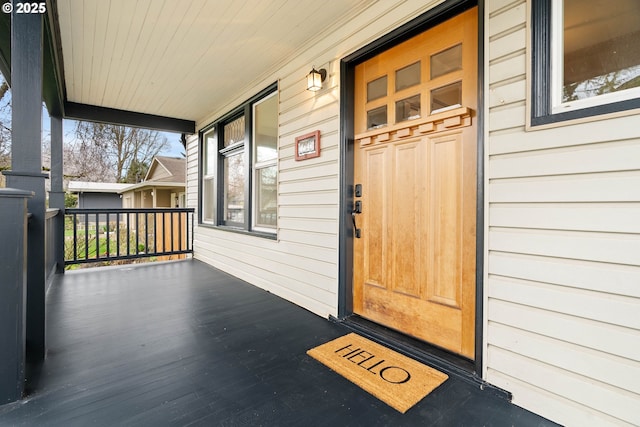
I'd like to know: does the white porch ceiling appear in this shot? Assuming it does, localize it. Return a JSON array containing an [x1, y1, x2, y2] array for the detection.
[[56, 0, 373, 125]]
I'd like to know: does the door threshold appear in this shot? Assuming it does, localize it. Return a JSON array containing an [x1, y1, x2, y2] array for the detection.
[[331, 314, 511, 401]]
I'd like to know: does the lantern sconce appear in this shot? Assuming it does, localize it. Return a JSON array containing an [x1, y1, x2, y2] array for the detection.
[[306, 67, 327, 92]]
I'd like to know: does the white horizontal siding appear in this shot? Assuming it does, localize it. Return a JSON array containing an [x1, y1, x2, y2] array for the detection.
[[488, 346, 639, 426], [489, 79, 526, 108], [487, 2, 526, 37], [490, 114, 640, 154], [489, 277, 639, 333], [489, 53, 526, 85], [489, 299, 640, 362], [490, 228, 640, 268], [185, 133, 199, 210], [490, 172, 640, 203], [489, 27, 526, 62], [489, 252, 640, 298], [488, 323, 640, 395], [487, 369, 629, 427], [489, 140, 640, 178], [485, 1, 640, 426], [490, 203, 640, 233]]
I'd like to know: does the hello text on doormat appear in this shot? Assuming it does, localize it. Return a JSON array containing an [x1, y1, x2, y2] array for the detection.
[[307, 333, 448, 413]]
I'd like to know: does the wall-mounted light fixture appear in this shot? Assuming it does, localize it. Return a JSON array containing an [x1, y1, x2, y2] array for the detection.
[[306, 67, 327, 92]]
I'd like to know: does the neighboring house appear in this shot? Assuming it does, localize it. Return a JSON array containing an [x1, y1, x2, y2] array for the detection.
[[67, 181, 129, 209], [119, 156, 186, 208], [1, 1, 639, 426]]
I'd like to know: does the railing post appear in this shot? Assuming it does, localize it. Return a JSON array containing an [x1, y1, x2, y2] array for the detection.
[[0, 188, 32, 404], [4, 5, 47, 363], [44, 209, 61, 284], [49, 115, 65, 274]]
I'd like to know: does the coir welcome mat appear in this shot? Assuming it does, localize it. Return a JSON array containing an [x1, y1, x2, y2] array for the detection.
[[307, 333, 448, 413]]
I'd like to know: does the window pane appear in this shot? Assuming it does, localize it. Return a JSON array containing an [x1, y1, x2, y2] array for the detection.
[[203, 177, 215, 223], [224, 152, 245, 223], [431, 44, 462, 79], [254, 94, 278, 163], [562, 0, 640, 102], [431, 82, 462, 113], [255, 166, 277, 228], [204, 131, 216, 175], [367, 76, 387, 102], [395, 94, 421, 122], [396, 62, 421, 91], [224, 116, 245, 147], [367, 105, 387, 129]]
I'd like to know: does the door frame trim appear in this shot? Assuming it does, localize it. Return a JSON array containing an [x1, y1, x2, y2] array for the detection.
[[337, 0, 484, 375]]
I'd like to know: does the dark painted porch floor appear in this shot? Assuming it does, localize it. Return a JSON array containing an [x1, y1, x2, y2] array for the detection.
[[0, 260, 557, 426]]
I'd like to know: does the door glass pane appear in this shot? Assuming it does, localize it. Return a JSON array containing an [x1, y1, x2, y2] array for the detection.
[[224, 152, 244, 223], [367, 76, 387, 102], [254, 94, 278, 163], [367, 106, 387, 129], [255, 166, 277, 228], [224, 116, 245, 147], [395, 62, 421, 91], [431, 44, 462, 79], [395, 94, 421, 122], [431, 82, 462, 113], [562, 0, 640, 102]]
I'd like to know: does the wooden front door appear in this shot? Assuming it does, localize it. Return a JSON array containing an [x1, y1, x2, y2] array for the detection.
[[352, 8, 477, 359]]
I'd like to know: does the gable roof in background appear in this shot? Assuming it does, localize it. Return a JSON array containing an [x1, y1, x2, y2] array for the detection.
[[146, 156, 186, 183]]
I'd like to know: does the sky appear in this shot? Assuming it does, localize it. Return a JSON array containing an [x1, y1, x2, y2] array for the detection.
[[40, 104, 186, 158]]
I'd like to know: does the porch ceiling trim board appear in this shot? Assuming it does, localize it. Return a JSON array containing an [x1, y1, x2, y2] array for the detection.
[[63, 101, 195, 134]]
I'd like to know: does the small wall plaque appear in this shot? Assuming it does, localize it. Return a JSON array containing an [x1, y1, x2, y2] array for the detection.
[[295, 130, 321, 161]]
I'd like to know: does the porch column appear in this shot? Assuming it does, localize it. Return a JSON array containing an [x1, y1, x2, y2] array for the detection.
[[49, 115, 65, 273], [3, 8, 47, 362], [0, 189, 31, 404]]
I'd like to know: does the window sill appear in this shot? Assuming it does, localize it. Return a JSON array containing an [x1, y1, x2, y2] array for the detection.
[[528, 99, 640, 130]]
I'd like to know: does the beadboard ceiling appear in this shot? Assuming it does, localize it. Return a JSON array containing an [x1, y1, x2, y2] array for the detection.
[[56, 0, 373, 124]]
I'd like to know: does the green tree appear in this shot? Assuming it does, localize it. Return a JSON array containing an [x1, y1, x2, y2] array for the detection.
[[124, 159, 149, 183], [64, 192, 78, 208]]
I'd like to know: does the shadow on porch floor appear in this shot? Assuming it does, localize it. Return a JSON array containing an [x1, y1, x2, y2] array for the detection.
[[0, 260, 557, 426]]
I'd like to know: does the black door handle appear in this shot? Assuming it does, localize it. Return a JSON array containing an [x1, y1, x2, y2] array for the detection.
[[351, 201, 361, 238], [351, 212, 361, 238], [353, 184, 362, 238]]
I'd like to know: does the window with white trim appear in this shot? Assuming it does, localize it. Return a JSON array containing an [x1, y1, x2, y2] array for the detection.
[[531, 0, 640, 125], [252, 92, 278, 231], [200, 84, 278, 236]]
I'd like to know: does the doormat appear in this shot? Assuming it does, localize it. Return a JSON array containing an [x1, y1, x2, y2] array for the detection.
[[307, 333, 448, 413]]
